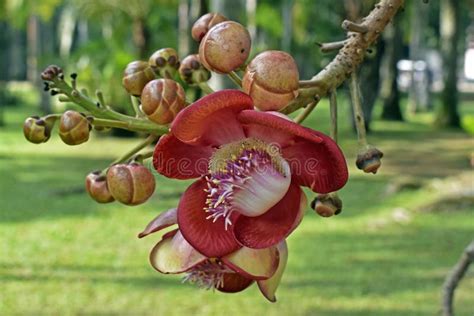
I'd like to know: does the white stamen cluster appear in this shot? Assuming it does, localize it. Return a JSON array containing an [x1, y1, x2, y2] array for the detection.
[[182, 260, 233, 290]]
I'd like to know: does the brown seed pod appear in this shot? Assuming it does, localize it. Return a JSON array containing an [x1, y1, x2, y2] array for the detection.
[[191, 13, 228, 42], [148, 48, 180, 78], [41, 65, 63, 81], [178, 54, 211, 84], [356, 145, 384, 174], [141, 79, 186, 125], [106, 163, 156, 206], [59, 110, 91, 146], [85, 171, 115, 203], [122, 61, 155, 96], [199, 21, 251, 74], [310, 193, 343, 217], [243, 51, 299, 111], [23, 116, 53, 144]]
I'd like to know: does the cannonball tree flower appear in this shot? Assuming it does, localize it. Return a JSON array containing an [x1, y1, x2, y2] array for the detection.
[[139, 208, 288, 302], [152, 90, 348, 256]]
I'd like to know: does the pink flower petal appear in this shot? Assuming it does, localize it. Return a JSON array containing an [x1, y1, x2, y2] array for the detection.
[[138, 208, 177, 238], [242, 111, 296, 148], [177, 178, 241, 258], [233, 182, 306, 249], [217, 273, 254, 293], [237, 110, 323, 145], [283, 133, 348, 193], [149, 229, 207, 274], [171, 90, 253, 147], [153, 134, 213, 179], [257, 241, 288, 302], [232, 159, 291, 218], [222, 245, 279, 280]]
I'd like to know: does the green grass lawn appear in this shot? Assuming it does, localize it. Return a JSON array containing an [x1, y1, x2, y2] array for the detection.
[[0, 95, 473, 315]]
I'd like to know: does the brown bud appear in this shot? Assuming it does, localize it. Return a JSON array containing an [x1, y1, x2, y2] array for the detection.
[[199, 21, 251, 74], [59, 110, 91, 145], [192, 13, 228, 42], [148, 48, 180, 78], [122, 61, 155, 96], [243, 51, 299, 111], [85, 171, 114, 203], [141, 79, 186, 125], [356, 145, 384, 174], [310, 193, 343, 217], [106, 163, 155, 205], [41, 65, 63, 81], [23, 116, 53, 144], [178, 54, 211, 84]]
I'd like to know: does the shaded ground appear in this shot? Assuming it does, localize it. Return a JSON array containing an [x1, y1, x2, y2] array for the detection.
[[0, 99, 473, 315]]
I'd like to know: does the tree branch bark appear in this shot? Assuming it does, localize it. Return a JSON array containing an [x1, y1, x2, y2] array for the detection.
[[441, 240, 474, 316], [282, 0, 404, 114]]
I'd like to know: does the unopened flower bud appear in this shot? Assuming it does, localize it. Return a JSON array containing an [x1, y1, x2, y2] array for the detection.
[[199, 21, 251, 74], [310, 193, 343, 217], [149, 48, 180, 78], [85, 171, 114, 203], [243, 51, 299, 111], [122, 61, 155, 96], [59, 110, 91, 145], [141, 79, 186, 125], [23, 116, 54, 144], [41, 65, 63, 81], [356, 145, 384, 174], [106, 163, 155, 206], [192, 13, 228, 42], [179, 54, 211, 84]]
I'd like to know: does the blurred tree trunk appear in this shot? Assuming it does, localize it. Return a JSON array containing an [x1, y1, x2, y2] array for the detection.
[[178, 0, 190, 56], [27, 15, 51, 114], [281, 0, 293, 52], [380, 19, 403, 121], [246, 0, 256, 43], [132, 17, 150, 59], [435, 0, 461, 128], [408, 0, 430, 113], [190, 0, 208, 53]]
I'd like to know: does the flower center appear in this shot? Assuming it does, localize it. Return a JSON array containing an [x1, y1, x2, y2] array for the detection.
[[204, 138, 291, 229], [182, 259, 234, 290]]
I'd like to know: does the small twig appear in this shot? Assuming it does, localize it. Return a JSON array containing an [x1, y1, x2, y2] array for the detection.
[[111, 135, 159, 165], [96, 90, 106, 107], [130, 96, 143, 117], [228, 71, 243, 87], [329, 89, 338, 143], [342, 20, 368, 33], [441, 240, 474, 316], [198, 82, 214, 95], [294, 97, 320, 124], [89, 117, 164, 134], [317, 40, 347, 53], [349, 72, 368, 146]]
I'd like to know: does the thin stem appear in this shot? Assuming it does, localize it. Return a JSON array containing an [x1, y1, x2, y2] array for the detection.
[[90, 117, 167, 134], [133, 150, 154, 163], [294, 98, 320, 124], [112, 135, 159, 165], [130, 96, 142, 117], [349, 72, 368, 147], [96, 90, 106, 107], [329, 89, 338, 143], [198, 82, 214, 95], [228, 71, 243, 87], [316, 40, 347, 53], [51, 77, 168, 135]]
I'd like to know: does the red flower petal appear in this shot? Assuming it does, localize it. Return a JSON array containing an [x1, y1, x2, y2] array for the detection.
[[149, 229, 207, 274], [138, 208, 177, 238], [283, 133, 348, 193], [217, 273, 254, 293], [177, 178, 241, 258], [242, 112, 296, 147], [171, 90, 253, 146], [153, 134, 213, 179], [233, 182, 306, 249], [237, 110, 323, 145], [222, 245, 279, 280]]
